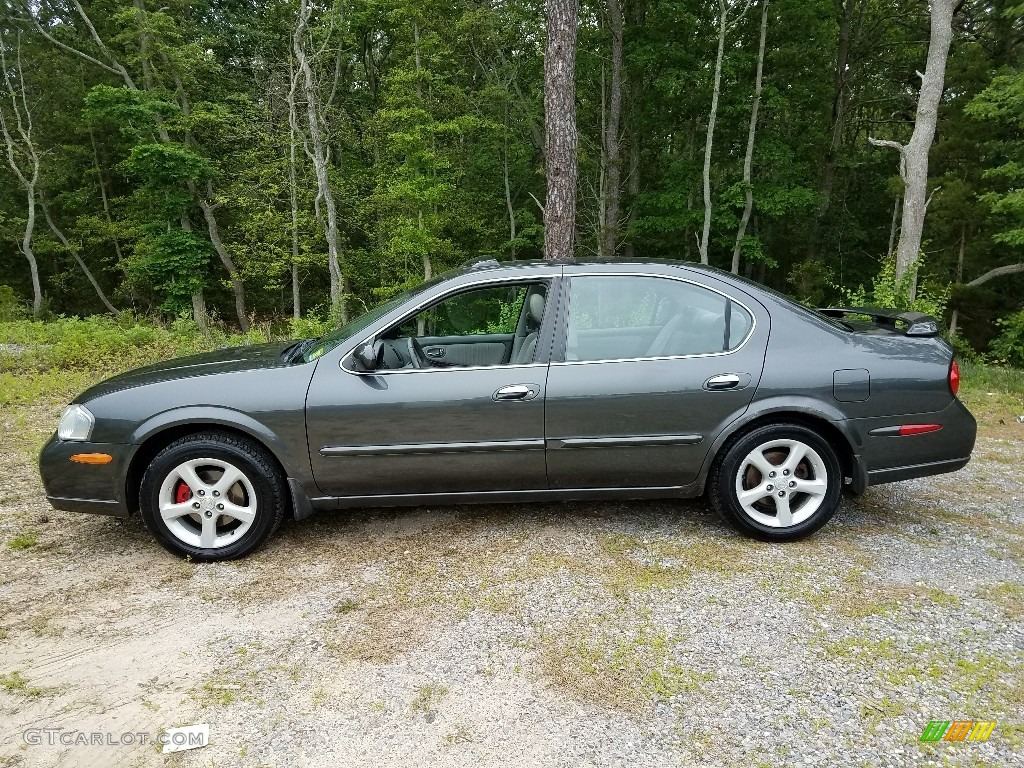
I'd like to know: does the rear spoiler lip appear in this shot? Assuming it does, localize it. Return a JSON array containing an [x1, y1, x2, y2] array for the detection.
[[816, 306, 940, 337]]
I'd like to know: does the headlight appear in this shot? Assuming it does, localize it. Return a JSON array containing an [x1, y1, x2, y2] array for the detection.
[[57, 404, 95, 441]]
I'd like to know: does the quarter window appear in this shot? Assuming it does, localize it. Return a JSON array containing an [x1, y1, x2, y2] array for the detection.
[[565, 276, 752, 362]]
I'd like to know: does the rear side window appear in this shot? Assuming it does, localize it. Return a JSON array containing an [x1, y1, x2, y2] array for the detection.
[[565, 275, 752, 362]]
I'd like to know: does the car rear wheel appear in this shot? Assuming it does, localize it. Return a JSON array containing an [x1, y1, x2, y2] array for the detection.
[[140, 432, 287, 561], [710, 424, 841, 541]]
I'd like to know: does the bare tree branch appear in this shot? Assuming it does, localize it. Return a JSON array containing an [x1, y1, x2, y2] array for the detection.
[[967, 263, 1024, 287]]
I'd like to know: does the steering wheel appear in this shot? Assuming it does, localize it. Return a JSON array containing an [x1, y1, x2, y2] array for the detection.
[[405, 336, 428, 369]]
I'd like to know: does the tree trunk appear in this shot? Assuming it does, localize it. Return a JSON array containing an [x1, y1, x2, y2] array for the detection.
[[543, 0, 581, 261], [869, 0, 955, 300], [622, 135, 640, 259], [191, 290, 208, 332], [807, 0, 860, 261], [21, 191, 42, 316], [295, 0, 345, 315], [0, 35, 43, 315], [40, 199, 119, 314], [948, 223, 965, 335], [503, 129, 517, 257], [288, 58, 302, 320], [197, 185, 249, 332], [180, 214, 208, 334], [886, 195, 900, 258], [600, 0, 624, 259], [731, 0, 769, 275], [699, 0, 739, 264], [88, 128, 124, 265]]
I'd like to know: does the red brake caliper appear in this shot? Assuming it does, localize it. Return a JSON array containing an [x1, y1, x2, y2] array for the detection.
[[175, 481, 193, 504]]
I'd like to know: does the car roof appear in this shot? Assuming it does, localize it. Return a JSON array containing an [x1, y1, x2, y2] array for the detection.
[[456, 257, 741, 283], [452, 257, 836, 328]]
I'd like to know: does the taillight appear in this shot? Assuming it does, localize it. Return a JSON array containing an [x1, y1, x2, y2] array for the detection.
[[949, 359, 960, 396]]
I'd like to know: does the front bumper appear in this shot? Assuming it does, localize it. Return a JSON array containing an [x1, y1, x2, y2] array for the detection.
[[39, 434, 132, 518]]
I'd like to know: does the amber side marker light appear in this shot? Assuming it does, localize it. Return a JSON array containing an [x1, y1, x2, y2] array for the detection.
[[70, 453, 113, 465]]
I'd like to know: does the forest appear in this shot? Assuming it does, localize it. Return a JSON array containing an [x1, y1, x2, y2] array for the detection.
[[0, 0, 1022, 360]]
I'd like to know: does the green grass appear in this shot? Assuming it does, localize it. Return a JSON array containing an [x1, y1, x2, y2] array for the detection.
[[960, 361, 1024, 399], [0, 670, 45, 697], [0, 315, 289, 407], [410, 683, 448, 712], [7, 531, 38, 551]]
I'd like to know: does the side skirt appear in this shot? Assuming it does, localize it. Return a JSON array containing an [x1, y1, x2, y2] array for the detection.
[[307, 483, 704, 512]]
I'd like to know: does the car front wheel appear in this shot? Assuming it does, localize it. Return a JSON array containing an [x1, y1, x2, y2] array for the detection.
[[140, 432, 287, 561], [710, 424, 842, 541]]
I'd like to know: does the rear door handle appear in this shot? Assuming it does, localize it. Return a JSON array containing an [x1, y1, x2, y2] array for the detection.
[[704, 374, 741, 390], [493, 384, 539, 401]]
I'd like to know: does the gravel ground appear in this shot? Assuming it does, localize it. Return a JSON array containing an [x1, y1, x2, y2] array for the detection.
[[0, 400, 1021, 768]]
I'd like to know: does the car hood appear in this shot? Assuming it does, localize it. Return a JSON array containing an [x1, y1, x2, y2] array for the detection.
[[77, 342, 297, 402]]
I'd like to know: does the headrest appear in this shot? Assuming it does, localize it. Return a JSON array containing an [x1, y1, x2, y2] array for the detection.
[[528, 292, 545, 324]]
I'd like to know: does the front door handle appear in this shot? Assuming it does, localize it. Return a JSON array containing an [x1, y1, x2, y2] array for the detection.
[[705, 374, 741, 390], [493, 384, 539, 401]]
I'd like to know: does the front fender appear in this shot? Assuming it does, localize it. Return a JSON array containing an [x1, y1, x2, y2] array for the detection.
[[128, 405, 309, 481]]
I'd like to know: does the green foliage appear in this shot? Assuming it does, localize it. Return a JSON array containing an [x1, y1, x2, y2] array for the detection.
[[989, 309, 1024, 368], [841, 257, 949, 320], [127, 230, 210, 314], [787, 260, 836, 306], [288, 313, 334, 341], [83, 85, 178, 137], [0, 0, 1019, 367], [0, 286, 25, 321], [0, 316, 273, 374], [966, 69, 1024, 249]]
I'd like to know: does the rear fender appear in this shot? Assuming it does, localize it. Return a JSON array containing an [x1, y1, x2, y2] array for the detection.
[[695, 396, 862, 493]]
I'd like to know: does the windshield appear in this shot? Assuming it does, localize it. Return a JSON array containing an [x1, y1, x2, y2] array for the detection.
[[302, 277, 444, 363]]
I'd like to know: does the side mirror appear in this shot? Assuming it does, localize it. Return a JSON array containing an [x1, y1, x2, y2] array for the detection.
[[352, 340, 383, 371]]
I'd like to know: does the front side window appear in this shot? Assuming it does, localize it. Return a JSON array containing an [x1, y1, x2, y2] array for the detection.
[[373, 281, 549, 370], [565, 275, 752, 362]]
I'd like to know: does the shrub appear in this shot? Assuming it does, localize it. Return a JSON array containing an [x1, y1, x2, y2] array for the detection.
[[990, 309, 1024, 368], [0, 286, 25, 321], [840, 256, 949, 320], [289, 312, 333, 340]]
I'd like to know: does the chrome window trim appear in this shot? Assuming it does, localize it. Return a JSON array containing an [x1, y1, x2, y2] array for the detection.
[[555, 270, 758, 366], [339, 274, 556, 376], [342, 361, 549, 376]]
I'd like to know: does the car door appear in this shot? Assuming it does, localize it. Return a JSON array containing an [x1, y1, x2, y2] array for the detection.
[[544, 271, 767, 489], [306, 278, 556, 498]]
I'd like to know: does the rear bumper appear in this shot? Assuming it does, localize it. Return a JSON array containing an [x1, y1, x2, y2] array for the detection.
[[39, 434, 131, 518], [849, 398, 976, 489], [866, 456, 971, 487]]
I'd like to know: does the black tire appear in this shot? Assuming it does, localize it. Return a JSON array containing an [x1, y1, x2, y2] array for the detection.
[[140, 431, 287, 561], [709, 423, 842, 542]]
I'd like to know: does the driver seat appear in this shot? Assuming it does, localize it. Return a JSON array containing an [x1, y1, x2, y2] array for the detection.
[[512, 291, 546, 364]]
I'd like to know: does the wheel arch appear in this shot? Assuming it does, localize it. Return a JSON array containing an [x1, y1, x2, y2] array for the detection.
[[697, 400, 861, 494], [124, 408, 303, 516]]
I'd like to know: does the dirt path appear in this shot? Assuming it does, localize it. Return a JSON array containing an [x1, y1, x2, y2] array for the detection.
[[1, 408, 1021, 767]]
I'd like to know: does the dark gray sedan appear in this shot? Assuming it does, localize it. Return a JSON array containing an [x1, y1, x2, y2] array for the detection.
[[39, 260, 976, 560]]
